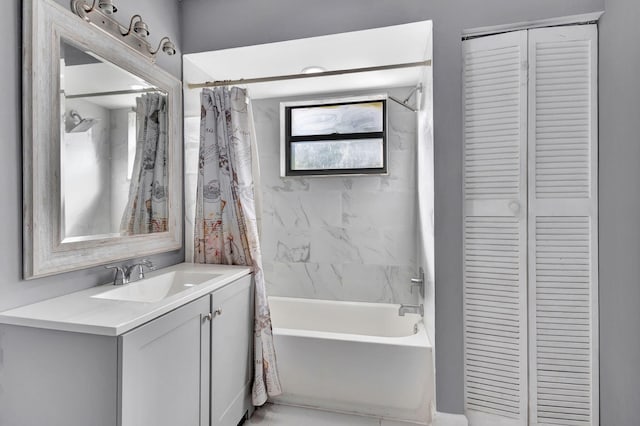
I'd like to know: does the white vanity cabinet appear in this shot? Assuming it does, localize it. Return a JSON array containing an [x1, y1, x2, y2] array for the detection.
[[0, 270, 253, 426], [119, 295, 211, 426], [210, 274, 253, 426]]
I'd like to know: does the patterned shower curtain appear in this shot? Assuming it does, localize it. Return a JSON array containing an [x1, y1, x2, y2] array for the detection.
[[121, 93, 169, 234], [194, 87, 282, 405]]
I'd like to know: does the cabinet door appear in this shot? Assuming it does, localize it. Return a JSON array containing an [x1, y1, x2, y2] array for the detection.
[[211, 275, 253, 426], [119, 296, 211, 426]]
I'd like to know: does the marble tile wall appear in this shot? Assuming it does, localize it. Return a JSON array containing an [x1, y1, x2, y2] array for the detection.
[[253, 88, 419, 305], [63, 99, 113, 237]]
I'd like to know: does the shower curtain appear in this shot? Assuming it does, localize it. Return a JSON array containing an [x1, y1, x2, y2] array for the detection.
[[194, 87, 282, 405], [121, 93, 169, 234]]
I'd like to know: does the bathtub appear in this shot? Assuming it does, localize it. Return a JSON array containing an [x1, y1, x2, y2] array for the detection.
[[268, 296, 434, 424]]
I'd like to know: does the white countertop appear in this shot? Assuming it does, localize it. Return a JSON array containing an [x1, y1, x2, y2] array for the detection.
[[0, 263, 251, 337]]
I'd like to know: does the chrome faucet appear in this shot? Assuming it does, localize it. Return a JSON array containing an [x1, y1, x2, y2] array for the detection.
[[125, 259, 155, 281], [398, 304, 424, 317], [105, 265, 127, 285], [105, 259, 154, 285]]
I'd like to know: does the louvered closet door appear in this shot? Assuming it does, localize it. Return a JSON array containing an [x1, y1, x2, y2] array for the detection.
[[463, 31, 529, 426], [528, 25, 598, 426]]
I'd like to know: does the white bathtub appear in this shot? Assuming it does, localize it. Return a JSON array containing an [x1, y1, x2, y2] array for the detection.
[[268, 296, 434, 424]]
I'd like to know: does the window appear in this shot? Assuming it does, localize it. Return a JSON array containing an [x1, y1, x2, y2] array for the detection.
[[280, 95, 387, 176]]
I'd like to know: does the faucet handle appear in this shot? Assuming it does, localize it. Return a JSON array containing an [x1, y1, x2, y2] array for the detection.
[[141, 258, 155, 270], [409, 267, 425, 297], [132, 259, 154, 280], [105, 265, 126, 285]]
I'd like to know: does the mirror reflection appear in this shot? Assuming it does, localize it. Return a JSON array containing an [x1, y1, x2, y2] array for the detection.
[[60, 39, 169, 241]]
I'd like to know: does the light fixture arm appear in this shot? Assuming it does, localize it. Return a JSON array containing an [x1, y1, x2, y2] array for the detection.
[[70, 0, 96, 20], [121, 14, 143, 37], [84, 0, 98, 12], [149, 37, 171, 55]]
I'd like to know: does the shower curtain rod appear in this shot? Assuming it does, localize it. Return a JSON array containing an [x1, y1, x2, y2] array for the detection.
[[187, 59, 432, 90], [63, 88, 161, 100]]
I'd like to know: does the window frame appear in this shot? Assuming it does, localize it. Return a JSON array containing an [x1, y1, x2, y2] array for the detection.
[[280, 94, 388, 177]]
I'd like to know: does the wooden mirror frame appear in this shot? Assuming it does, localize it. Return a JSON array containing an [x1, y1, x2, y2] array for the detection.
[[23, 0, 183, 279]]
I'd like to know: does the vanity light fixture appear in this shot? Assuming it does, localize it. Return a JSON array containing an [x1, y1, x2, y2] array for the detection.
[[70, 0, 176, 62], [150, 37, 177, 56], [97, 0, 117, 15], [122, 15, 150, 39], [71, 0, 114, 19]]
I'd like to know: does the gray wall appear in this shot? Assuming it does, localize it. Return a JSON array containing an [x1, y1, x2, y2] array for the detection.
[[598, 0, 640, 424], [0, 0, 183, 313], [180, 0, 604, 414]]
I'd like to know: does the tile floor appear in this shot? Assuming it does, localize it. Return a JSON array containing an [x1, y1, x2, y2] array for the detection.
[[244, 403, 424, 426]]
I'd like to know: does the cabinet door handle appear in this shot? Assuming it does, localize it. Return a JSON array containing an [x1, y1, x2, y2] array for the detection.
[[204, 313, 213, 322], [213, 308, 222, 317]]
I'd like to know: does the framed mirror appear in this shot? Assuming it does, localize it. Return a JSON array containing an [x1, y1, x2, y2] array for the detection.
[[23, 0, 183, 279]]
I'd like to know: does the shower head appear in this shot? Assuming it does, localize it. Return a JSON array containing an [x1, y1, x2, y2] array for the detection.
[[68, 118, 98, 133], [66, 110, 99, 133]]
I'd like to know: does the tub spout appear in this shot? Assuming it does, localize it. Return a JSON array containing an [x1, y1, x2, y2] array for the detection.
[[398, 304, 424, 317]]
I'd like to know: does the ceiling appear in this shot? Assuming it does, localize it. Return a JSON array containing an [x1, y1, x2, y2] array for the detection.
[[183, 20, 432, 115]]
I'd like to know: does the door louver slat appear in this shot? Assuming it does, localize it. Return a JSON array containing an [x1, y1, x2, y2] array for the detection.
[[464, 216, 525, 422], [533, 217, 593, 426], [534, 39, 591, 200], [464, 42, 523, 201]]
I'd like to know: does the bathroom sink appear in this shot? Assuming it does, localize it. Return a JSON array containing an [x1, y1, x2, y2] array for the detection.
[[92, 271, 221, 303]]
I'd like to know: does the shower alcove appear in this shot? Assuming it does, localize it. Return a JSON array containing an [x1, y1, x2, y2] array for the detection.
[[182, 21, 436, 424]]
